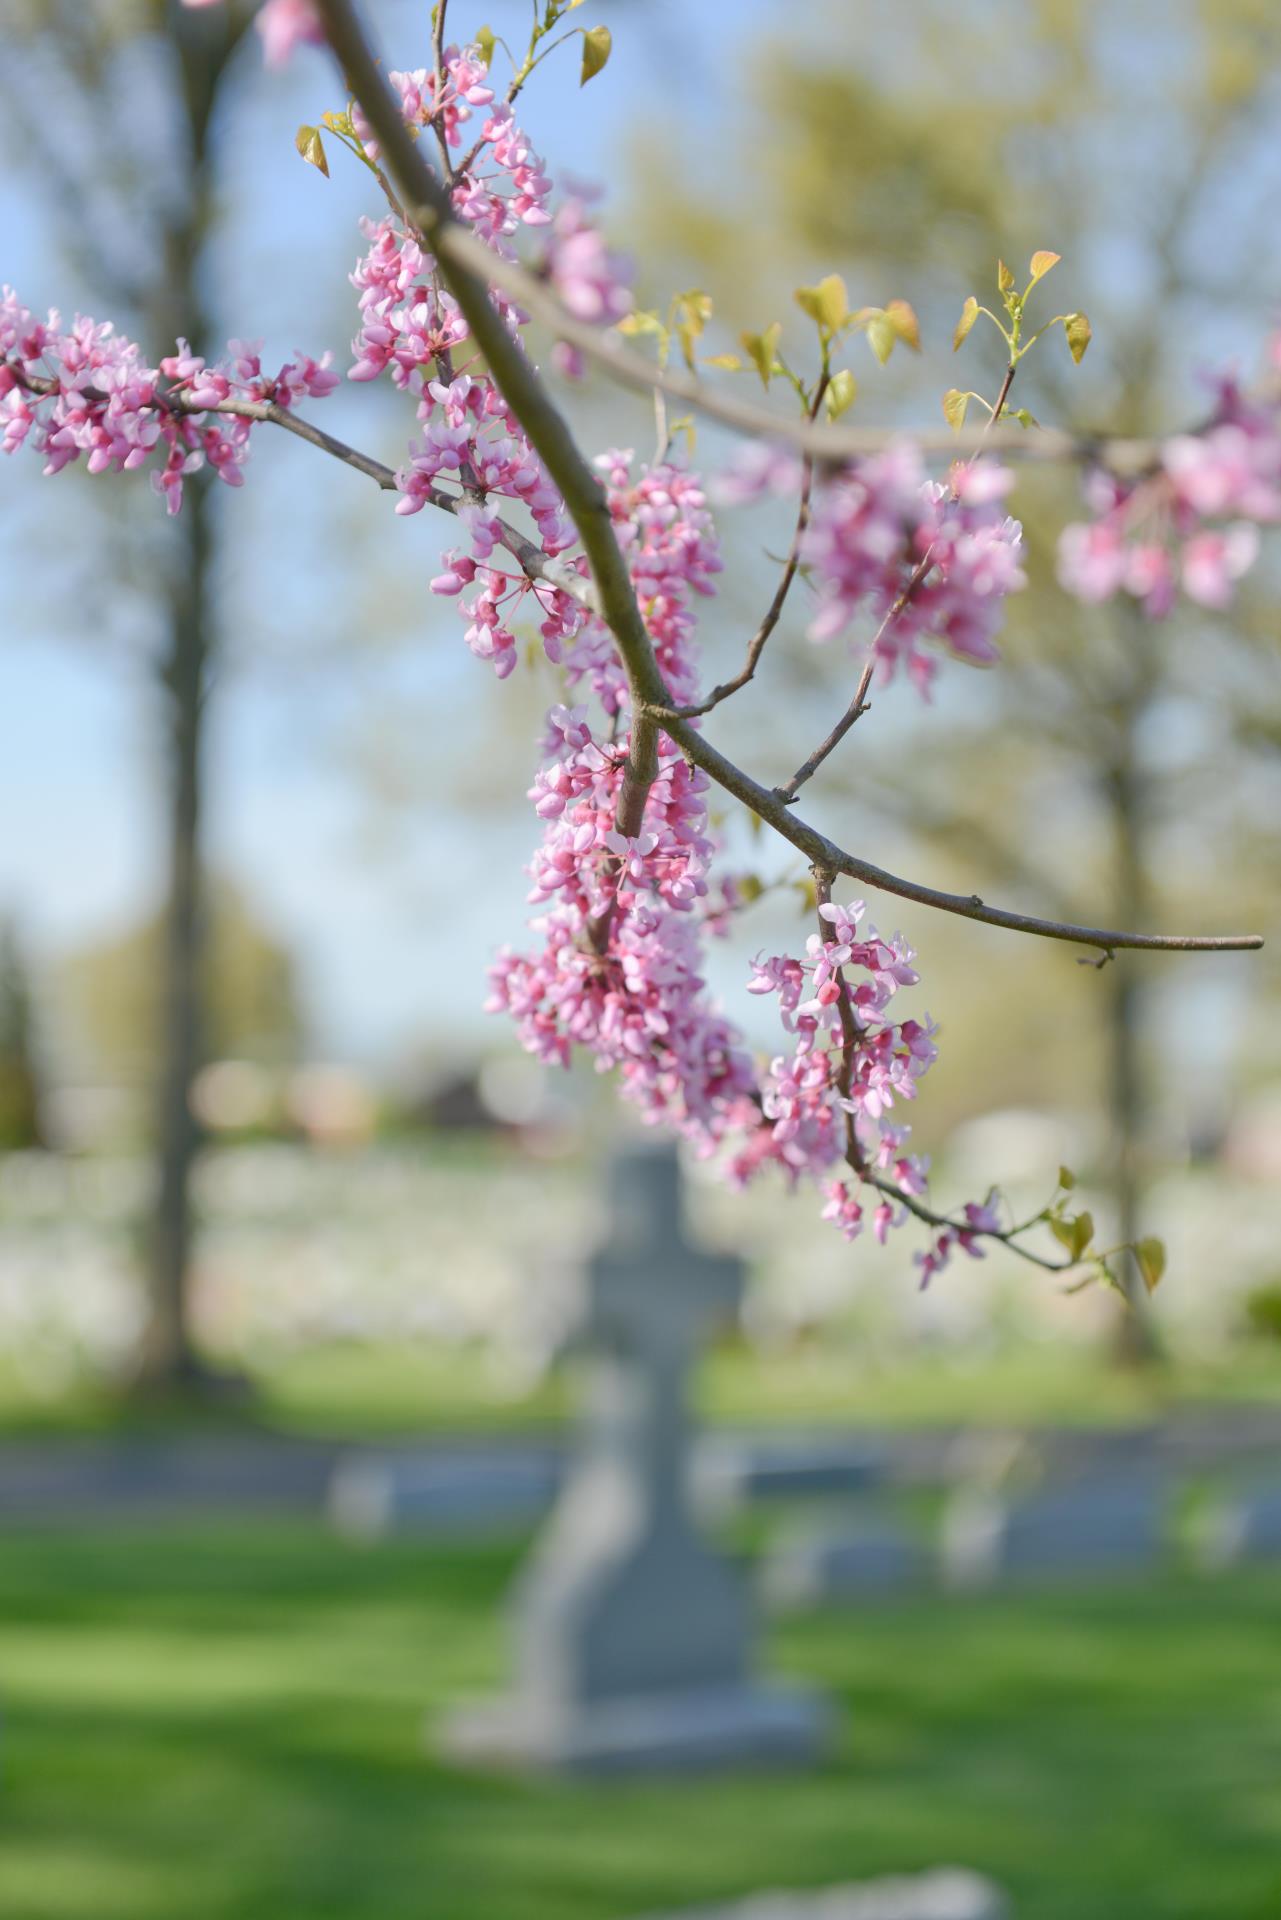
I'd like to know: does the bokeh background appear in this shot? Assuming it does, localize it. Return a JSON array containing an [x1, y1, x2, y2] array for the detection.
[[1, 3, 1280, 1917]]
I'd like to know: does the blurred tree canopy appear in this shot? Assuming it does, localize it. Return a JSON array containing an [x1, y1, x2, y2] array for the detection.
[[59, 878, 303, 1084], [0, 921, 44, 1149], [623, 0, 1281, 1343]]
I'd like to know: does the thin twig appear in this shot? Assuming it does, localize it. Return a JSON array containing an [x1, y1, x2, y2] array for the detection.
[[659, 376, 829, 722], [429, 0, 454, 179], [773, 364, 1018, 801], [776, 659, 877, 802]]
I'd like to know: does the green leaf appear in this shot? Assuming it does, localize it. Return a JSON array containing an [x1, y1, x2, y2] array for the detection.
[[475, 25, 496, 65], [580, 24, 611, 84], [616, 309, 664, 340], [1135, 1237, 1167, 1293], [740, 322, 782, 389], [817, 273, 848, 331], [825, 367, 858, 419], [1027, 249, 1060, 289], [672, 289, 713, 365], [997, 259, 1016, 294], [1013, 406, 1040, 429], [953, 296, 979, 351], [792, 284, 823, 328], [1058, 1165, 1076, 1190], [865, 312, 895, 365], [1064, 311, 1091, 363], [294, 124, 329, 177], [675, 324, 700, 371], [795, 276, 848, 333], [704, 352, 745, 371], [737, 873, 765, 904], [885, 298, 921, 351], [942, 387, 970, 433], [1051, 1210, 1094, 1262]]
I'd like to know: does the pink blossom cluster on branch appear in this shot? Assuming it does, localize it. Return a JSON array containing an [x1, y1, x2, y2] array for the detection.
[[1058, 362, 1281, 615], [0, 289, 337, 513], [737, 900, 933, 1235], [7, 0, 1263, 1294], [345, 54, 630, 677], [721, 442, 1026, 699], [487, 456, 760, 1145]]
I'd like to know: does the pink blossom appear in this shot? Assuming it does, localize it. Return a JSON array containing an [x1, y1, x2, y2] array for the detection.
[[1058, 347, 1281, 618], [542, 198, 632, 325], [799, 449, 1024, 692], [0, 291, 336, 514], [255, 0, 324, 68], [1181, 524, 1259, 607]]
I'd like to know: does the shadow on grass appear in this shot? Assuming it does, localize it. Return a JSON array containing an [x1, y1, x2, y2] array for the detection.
[[2, 1525, 1281, 1919]]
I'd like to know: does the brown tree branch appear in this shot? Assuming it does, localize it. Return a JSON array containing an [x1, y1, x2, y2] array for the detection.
[[662, 717, 1261, 954], [283, 58, 1274, 480], [12, 347, 1259, 959]]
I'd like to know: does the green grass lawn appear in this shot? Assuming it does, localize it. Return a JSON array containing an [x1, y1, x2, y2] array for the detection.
[[2, 1523, 1280, 1920], [7, 1339, 1281, 1442]]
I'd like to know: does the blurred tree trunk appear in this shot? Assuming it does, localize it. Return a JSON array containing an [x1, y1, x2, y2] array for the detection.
[[138, 470, 213, 1385], [135, 7, 236, 1393], [1104, 623, 1162, 1367], [654, 4, 1281, 1367]]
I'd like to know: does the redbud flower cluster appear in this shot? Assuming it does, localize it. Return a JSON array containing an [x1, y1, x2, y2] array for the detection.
[[487, 456, 758, 1147], [804, 449, 1027, 696], [733, 899, 937, 1237], [1057, 367, 1281, 616], [0, 288, 337, 515], [347, 49, 632, 680], [721, 443, 1026, 699], [913, 1195, 1004, 1288]]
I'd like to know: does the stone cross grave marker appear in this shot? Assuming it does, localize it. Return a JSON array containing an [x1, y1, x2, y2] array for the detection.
[[441, 1140, 829, 1773]]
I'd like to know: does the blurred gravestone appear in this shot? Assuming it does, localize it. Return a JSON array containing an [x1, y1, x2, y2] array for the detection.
[[942, 1476, 1164, 1589], [763, 1513, 927, 1609], [329, 1446, 561, 1539], [441, 1140, 829, 1773]]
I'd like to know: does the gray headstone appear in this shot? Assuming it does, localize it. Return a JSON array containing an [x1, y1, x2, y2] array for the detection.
[[328, 1447, 561, 1540], [441, 1142, 830, 1772], [942, 1477, 1165, 1589], [1196, 1481, 1281, 1568], [763, 1515, 927, 1610], [697, 1435, 885, 1510], [629, 1866, 1008, 1920]]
